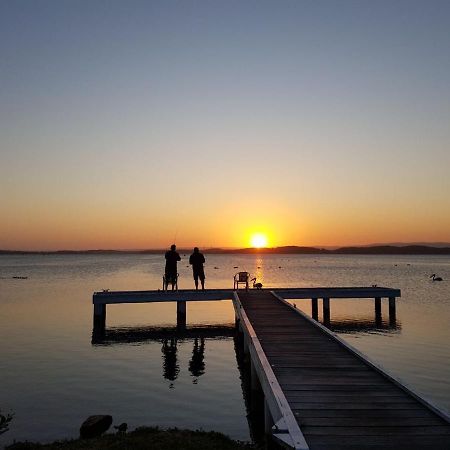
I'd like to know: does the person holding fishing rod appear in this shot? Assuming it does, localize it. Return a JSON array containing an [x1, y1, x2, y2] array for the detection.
[[164, 244, 181, 290], [189, 247, 206, 290]]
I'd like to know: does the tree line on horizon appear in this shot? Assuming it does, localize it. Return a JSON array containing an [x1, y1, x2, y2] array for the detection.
[[2, 245, 450, 255]]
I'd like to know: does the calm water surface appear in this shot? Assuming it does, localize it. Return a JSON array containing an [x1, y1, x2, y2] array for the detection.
[[0, 254, 449, 446]]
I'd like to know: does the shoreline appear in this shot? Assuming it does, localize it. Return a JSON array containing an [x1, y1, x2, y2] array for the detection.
[[4, 426, 255, 450]]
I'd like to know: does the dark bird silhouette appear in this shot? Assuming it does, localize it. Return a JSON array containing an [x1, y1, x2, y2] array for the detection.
[[114, 423, 128, 433], [251, 278, 263, 289], [430, 274, 443, 281]]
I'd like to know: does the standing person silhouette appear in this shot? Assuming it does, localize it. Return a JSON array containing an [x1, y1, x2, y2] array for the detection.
[[165, 244, 181, 290], [189, 247, 206, 290]]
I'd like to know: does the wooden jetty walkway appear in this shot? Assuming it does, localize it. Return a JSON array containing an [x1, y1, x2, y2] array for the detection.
[[234, 291, 450, 449], [92, 286, 450, 449]]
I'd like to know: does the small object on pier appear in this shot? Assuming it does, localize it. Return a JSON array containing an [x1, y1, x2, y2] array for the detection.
[[214, 266, 219, 269], [12, 276, 28, 279], [251, 277, 263, 289], [257, 266, 261, 269], [234, 272, 250, 290], [80, 415, 112, 439], [102, 289, 109, 292], [430, 274, 443, 281], [114, 422, 128, 434], [278, 266, 282, 269], [234, 266, 238, 269], [371, 284, 377, 288]]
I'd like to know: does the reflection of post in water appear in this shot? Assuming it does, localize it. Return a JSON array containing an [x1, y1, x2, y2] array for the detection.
[[233, 328, 265, 446], [188, 337, 205, 383], [161, 338, 179, 387]]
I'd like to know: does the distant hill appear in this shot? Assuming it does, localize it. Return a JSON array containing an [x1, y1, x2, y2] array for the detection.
[[332, 245, 450, 255], [2, 245, 450, 255]]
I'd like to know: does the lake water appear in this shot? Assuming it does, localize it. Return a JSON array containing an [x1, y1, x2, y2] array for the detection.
[[0, 254, 449, 446]]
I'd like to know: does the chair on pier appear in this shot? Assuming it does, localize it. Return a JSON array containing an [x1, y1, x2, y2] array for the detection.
[[234, 272, 250, 290], [163, 273, 179, 291]]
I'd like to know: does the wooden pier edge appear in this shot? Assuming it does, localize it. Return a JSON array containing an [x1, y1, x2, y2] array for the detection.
[[270, 291, 450, 424], [233, 292, 309, 450]]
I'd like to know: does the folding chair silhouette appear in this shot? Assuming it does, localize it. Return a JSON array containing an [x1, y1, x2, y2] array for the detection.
[[233, 271, 250, 290], [163, 273, 179, 291]]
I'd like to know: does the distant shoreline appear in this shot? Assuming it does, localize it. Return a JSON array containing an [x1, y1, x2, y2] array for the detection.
[[2, 245, 450, 255]]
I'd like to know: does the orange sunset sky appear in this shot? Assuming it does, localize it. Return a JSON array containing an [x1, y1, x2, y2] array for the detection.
[[1, 2, 450, 251]]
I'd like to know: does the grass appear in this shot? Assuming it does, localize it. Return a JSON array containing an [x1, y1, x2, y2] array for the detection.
[[5, 426, 256, 450]]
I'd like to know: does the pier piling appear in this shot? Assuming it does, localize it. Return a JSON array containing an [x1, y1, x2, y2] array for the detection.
[[323, 297, 330, 323], [311, 298, 318, 320], [176, 301, 186, 330], [93, 303, 106, 330]]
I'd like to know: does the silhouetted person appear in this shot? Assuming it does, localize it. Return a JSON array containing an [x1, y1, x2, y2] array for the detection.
[[165, 244, 181, 290], [189, 247, 205, 290], [188, 337, 205, 383], [161, 337, 179, 387]]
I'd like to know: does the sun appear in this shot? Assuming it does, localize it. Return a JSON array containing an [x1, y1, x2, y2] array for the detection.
[[250, 233, 268, 248]]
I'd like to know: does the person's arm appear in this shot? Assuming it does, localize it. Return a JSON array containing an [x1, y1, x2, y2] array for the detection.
[[189, 255, 193, 265], [177, 253, 181, 261]]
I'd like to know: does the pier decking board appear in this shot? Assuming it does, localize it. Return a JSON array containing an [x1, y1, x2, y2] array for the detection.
[[237, 291, 449, 450]]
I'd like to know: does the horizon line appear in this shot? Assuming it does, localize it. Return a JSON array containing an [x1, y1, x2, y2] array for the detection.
[[2, 242, 450, 253]]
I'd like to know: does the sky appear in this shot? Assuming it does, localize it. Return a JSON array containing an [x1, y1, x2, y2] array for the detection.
[[1, 0, 450, 250]]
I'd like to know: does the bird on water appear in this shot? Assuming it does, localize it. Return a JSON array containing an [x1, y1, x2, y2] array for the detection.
[[430, 274, 443, 281]]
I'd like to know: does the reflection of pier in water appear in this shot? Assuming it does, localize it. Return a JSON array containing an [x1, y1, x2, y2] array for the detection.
[[326, 316, 402, 334], [91, 324, 235, 345], [91, 325, 234, 386]]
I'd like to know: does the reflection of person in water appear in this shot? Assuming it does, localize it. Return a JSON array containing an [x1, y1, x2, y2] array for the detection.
[[188, 337, 205, 383], [161, 338, 179, 387]]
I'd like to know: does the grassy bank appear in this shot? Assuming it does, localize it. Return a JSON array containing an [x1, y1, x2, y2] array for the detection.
[[5, 426, 254, 450]]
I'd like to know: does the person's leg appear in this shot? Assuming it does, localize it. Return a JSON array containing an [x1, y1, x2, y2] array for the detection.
[[168, 272, 176, 290], [200, 271, 205, 290], [194, 272, 199, 290]]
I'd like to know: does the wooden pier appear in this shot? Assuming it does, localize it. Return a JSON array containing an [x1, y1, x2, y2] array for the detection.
[[92, 286, 400, 330], [234, 291, 450, 449], [92, 286, 450, 449]]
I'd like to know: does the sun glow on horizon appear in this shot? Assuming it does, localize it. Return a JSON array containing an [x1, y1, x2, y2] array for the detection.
[[250, 233, 268, 248]]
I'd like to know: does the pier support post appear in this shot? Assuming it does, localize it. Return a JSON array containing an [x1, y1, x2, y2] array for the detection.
[[389, 297, 396, 324], [93, 303, 106, 330], [311, 298, 318, 320], [264, 398, 273, 435], [177, 301, 186, 330], [375, 297, 382, 315], [243, 333, 250, 355], [323, 298, 330, 324], [375, 297, 382, 326], [251, 360, 262, 392]]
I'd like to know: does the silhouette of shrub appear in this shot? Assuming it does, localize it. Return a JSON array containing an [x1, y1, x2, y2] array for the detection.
[[0, 410, 14, 435]]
